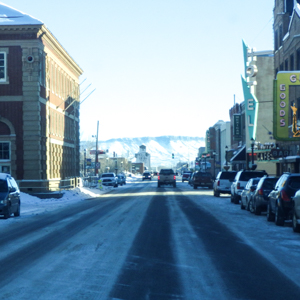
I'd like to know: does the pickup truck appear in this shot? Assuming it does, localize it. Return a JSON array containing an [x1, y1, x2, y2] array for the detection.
[[191, 171, 213, 189], [158, 169, 176, 188]]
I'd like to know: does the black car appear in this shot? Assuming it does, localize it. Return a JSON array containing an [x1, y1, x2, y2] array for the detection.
[[267, 173, 300, 226], [251, 176, 278, 215], [142, 172, 152, 180], [0, 173, 21, 219]]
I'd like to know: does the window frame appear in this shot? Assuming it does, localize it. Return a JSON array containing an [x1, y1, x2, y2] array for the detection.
[[0, 142, 10, 161], [0, 50, 7, 83]]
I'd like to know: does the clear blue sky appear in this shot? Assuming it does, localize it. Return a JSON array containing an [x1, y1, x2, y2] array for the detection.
[[5, 0, 274, 141]]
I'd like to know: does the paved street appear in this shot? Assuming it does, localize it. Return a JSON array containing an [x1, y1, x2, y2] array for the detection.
[[0, 178, 299, 300]]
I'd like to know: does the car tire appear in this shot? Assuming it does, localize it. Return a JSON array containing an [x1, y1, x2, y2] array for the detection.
[[240, 199, 245, 210], [3, 205, 11, 219], [249, 199, 254, 213], [14, 203, 20, 217], [193, 185, 198, 189], [215, 191, 220, 197], [254, 201, 261, 215], [157, 184, 160, 188], [275, 204, 284, 226], [292, 210, 300, 233], [173, 183, 176, 188], [267, 203, 275, 222], [233, 195, 239, 204], [230, 194, 234, 203]]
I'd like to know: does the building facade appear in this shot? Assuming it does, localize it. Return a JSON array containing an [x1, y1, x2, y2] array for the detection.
[[0, 4, 83, 185], [135, 145, 151, 170]]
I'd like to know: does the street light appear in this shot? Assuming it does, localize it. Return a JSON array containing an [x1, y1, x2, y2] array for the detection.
[[224, 146, 230, 171], [250, 138, 257, 170]]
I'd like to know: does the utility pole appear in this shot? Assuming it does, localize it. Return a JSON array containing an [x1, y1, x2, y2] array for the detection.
[[95, 120, 99, 176]]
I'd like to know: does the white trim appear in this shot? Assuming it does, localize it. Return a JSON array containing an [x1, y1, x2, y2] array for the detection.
[[49, 138, 75, 148]]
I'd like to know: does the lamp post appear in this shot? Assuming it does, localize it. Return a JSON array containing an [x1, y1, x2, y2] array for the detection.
[[250, 138, 257, 170], [224, 146, 230, 171], [84, 149, 86, 177]]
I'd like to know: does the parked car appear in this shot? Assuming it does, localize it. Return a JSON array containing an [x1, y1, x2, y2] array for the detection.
[[231, 170, 268, 204], [251, 176, 278, 215], [158, 169, 176, 187], [0, 173, 21, 219], [190, 172, 213, 189], [292, 189, 300, 232], [188, 172, 194, 186], [142, 172, 152, 180], [101, 173, 118, 187], [117, 174, 126, 186], [267, 173, 300, 226], [182, 172, 192, 182], [213, 171, 237, 197], [240, 178, 260, 211]]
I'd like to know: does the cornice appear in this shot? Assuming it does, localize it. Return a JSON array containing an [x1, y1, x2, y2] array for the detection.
[[0, 24, 83, 76]]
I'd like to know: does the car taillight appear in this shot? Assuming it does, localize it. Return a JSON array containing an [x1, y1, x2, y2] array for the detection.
[[281, 190, 291, 202], [173, 175, 176, 180], [158, 176, 160, 180], [258, 188, 264, 195], [217, 180, 220, 186], [237, 183, 240, 189]]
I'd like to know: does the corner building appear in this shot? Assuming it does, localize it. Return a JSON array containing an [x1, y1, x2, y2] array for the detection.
[[0, 4, 83, 182]]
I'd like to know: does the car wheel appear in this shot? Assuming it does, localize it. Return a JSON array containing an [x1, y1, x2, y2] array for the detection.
[[14, 202, 20, 217], [3, 205, 11, 219], [157, 184, 160, 188], [193, 185, 198, 189], [254, 201, 261, 215], [240, 199, 245, 210], [182, 180, 184, 183], [173, 183, 176, 188], [215, 191, 220, 197], [249, 199, 254, 213], [231, 194, 234, 203], [267, 203, 275, 222], [275, 204, 284, 226], [233, 195, 239, 204], [292, 210, 300, 233]]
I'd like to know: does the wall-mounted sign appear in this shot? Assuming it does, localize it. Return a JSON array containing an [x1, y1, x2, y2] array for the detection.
[[270, 148, 292, 158], [233, 114, 242, 141], [274, 71, 300, 140]]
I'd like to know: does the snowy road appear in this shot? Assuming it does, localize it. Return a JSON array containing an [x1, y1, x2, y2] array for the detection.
[[0, 178, 300, 299]]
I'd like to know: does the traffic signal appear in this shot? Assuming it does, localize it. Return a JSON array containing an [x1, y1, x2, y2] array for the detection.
[[172, 153, 174, 159]]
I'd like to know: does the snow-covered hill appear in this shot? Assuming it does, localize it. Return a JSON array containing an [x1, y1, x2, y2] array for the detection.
[[83, 136, 205, 168]]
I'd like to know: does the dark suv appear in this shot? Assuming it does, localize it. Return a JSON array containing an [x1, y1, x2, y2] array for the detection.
[[231, 170, 268, 204], [251, 176, 278, 215], [267, 173, 300, 226], [191, 172, 213, 189], [0, 173, 21, 219]]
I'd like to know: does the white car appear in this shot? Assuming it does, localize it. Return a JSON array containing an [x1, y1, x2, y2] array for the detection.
[[213, 171, 237, 197], [101, 173, 118, 187]]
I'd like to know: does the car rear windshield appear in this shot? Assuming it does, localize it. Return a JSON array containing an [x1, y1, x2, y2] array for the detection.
[[195, 172, 211, 177], [288, 177, 300, 190], [240, 172, 267, 181], [160, 169, 174, 175], [102, 174, 114, 178], [263, 178, 278, 189], [220, 172, 236, 180], [0, 179, 8, 192]]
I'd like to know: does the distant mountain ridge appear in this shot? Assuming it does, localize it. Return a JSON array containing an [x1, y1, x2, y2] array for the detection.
[[95, 136, 205, 168]]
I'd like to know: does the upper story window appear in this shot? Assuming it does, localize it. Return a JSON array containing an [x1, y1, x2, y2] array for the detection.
[[0, 52, 7, 82], [0, 142, 10, 160]]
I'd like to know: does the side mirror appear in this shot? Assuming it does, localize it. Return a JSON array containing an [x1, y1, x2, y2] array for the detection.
[[9, 187, 16, 193]]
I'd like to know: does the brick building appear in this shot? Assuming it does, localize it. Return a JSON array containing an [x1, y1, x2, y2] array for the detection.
[[0, 4, 83, 185]]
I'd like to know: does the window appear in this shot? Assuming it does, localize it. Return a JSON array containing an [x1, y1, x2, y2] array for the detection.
[[0, 142, 10, 160], [290, 54, 294, 70], [274, 30, 279, 51], [297, 49, 300, 70], [0, 52, 6, 82], [285, 59, 289, 70]]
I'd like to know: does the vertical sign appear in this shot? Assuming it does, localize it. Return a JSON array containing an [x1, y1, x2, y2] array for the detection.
[[233, 114, 242, 141]]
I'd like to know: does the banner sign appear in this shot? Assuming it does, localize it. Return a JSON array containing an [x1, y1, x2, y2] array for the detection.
[[233, 114, 242, 141]]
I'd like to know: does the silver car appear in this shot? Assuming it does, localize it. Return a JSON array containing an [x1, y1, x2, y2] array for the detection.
[[101, 173, 118, 187]]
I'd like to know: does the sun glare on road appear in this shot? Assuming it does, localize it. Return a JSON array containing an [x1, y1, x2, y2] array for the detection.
[[100, 191, 212, 198]]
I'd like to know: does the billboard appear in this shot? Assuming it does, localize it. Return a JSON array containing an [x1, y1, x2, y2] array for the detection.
[[274, 72, 300, 140]]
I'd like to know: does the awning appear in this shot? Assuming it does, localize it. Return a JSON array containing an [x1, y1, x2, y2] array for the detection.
[[230, 146, 246, 163]]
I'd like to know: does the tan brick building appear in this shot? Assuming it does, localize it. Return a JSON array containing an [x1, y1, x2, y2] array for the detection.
[[0, 4, 83, 183]]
